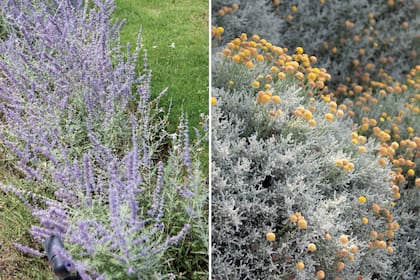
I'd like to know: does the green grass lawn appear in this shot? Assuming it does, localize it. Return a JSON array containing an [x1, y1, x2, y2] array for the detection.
[[114, 0, 209, 173], [0, 0, 208, 278], [113, 0, 209, 134]]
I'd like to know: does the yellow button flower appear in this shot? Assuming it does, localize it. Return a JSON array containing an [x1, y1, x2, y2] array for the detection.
[[251, 81, 260, 88], [246, 61, 254, 69], [278, 72, 286, 79], [298, 219, 307, 229], [266, 232, 276, 241], [325, 233, 332, 241], [308, 119, 316, 127], [336, 262, 345, 272], [256, 55, 264, 62], [304, 111, 312, 120], [251, 34, 260, 42], [350, 245, 358, 254], [296, 261, 305, 270], [260, 94, 271, 103], [407, 169, 415, 176], [271, 95, 281, 104], [316, 270, 325, 279], [372, 203, 381, 213], [232, 55, 241, 63], [339, 235, 348, 244], [308, 243, 317, 252], [325, 113, 334, 121]]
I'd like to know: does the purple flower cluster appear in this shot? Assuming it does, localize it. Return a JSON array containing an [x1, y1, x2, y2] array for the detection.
[[0, 0, 151, 176], [0, 0, 206, 278], [41, 133, 195, 278]]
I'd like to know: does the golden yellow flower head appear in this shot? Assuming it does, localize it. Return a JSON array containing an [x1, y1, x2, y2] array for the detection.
[[296, 46, 304, 54], [339, 235, 348, 244], [296, 261, 305, 270], [298, 219, 307, 229], [308, 243, 317, 252], [358, 196, 367, 204], [316, 270, 325, 279], [361, 217, 368, 224], [266, 232, 276, 241]]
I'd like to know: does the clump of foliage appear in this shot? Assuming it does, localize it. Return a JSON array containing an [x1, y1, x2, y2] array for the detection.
[[0, 0, 207, 278]]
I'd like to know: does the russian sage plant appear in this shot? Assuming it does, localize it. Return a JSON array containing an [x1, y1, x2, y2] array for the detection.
[[0, 0, 208, 278]]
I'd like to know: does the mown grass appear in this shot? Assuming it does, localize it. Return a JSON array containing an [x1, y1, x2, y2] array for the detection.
[[113, 0, 209, 133], [113, 0, 209, 172], [0, 0, 209, 279]]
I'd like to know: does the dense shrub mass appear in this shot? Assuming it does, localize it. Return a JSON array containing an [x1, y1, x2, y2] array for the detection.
[[0, 0, 207, 279], [212, 1, 419, 278], [213, 0, 420, 87]]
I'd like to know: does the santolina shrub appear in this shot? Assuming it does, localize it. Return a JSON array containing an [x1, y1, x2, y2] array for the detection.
[[211, 34, 416, 279], [0, 0, 207, 278], [212, 2, 419, 277]]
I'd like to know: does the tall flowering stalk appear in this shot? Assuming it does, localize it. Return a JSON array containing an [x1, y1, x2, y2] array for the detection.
[[0, 0, 208, 278]]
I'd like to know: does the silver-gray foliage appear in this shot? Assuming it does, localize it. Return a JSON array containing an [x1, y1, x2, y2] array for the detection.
[[212, 78, 399, 279]]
